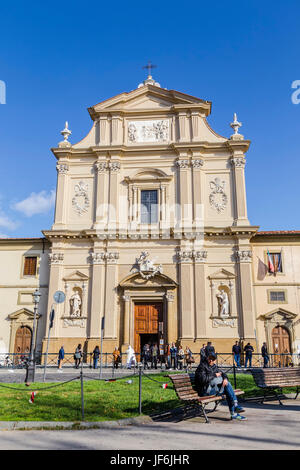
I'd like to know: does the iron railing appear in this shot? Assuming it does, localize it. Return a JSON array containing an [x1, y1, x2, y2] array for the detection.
[[0, 352, 299, 369]]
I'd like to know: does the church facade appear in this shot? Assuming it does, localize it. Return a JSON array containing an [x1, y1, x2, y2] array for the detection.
[[1, 75, 300, 359]]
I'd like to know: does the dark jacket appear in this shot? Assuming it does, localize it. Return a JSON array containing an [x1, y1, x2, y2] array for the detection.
[[93, 347, 100, 359], [261, 345, 268, 357], [170, 346, 177, 358], [244, 345, 254, 356], [232, 344, 241, 354], [58, 348, 64, 360], [195, 360, 228, 396]]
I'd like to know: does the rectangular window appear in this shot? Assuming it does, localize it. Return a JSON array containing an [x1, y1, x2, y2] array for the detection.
[[141, 190, 158, 224], [268, 252, 283, 273], [23, 256, 37, 276], [270, 291, 286, 302]]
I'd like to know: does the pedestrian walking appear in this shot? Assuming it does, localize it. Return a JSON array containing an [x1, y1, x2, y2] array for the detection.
[[126, 345, 136, 369], [244, 343, 254, 368], [261, 342, 269, 368], [232, 341, 241, 368], [92, 345, 100, 369], [74, 344, 82, 369], [58, 345, 64, 370]]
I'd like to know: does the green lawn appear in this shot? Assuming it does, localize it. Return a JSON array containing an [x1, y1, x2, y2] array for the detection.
[[0, 372, 296, 422]]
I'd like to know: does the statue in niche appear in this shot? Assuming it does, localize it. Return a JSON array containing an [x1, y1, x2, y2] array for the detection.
[[70, 291, 82, 317], [217, 289, 229, 317]]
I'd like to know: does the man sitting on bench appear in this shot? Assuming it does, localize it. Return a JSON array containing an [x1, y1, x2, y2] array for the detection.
[[195, 352, 247, 421]]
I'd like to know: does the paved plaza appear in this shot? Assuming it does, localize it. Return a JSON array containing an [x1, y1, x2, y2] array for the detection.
[[0, 397, 299, 450]]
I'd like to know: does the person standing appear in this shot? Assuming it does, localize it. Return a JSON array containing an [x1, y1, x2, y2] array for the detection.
[[177, 345, 185, 370], [200, 344, 207, 364], [92, 345, 100, 369], [185, 346, 194, 371], [244, 343, 254, 368], [113, 347, 121, 369], [165, 343, 171, 369], [151, 343, 158, 370], [74, 344, 82, 369], [58, 345, 64, 370], [170, 342, 178, 370], [261, 342, 269, 368], [232, 341, 241, 368], [205, 342, 215, 359], [126, 345, 136, 369], [142, 343, 151, 370]]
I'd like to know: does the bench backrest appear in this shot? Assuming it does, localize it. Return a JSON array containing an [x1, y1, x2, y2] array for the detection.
[[169, 374, 199, 400], [251, 367, 300, 387]]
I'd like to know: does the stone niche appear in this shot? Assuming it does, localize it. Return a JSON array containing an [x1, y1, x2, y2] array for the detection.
[[208, 268, 237, 328], [61, 271, 89, 328]]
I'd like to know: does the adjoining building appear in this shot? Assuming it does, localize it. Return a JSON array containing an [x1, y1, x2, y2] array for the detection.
[[1, 74, 299, 360]]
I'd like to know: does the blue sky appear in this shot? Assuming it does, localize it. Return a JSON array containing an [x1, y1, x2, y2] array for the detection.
[[0, 0, 299, 237]]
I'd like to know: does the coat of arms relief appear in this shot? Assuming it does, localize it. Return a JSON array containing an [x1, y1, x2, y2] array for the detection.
[[136, 251, 163, 280], [209, 177, 228, 213]]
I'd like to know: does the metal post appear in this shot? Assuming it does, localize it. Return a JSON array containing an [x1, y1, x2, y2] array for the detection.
[[99, 317, 104, 380], [233, 364, 237, 389], [25, 289, 41, 383], [80, 362, 85, 421], [138, 365, 142, 415]]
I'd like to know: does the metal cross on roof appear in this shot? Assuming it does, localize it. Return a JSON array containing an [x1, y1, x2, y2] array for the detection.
[[142, 61, 157, 77]]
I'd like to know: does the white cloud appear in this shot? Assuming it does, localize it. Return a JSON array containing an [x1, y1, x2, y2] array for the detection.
[[0, 213, 18, 231], [0, 232, 9, 238], [12, 189, 56, 217]]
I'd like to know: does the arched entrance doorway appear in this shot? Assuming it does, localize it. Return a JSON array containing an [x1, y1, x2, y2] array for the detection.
[[272, 325, 291, 367], [14, 326, 32, 363]]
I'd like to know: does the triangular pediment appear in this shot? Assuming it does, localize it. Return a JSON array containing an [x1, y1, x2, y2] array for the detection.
[[208, 268, 236, 280], [261, 308, 297, 321], [8, 308, 35, 320], [63, 270, 89, 281], [89, 85, 211, 117]]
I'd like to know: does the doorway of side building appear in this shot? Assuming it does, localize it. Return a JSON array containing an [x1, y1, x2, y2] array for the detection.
[[134, 302, 163, 359], [14, 325, 32, 364], [271, 325, 291, 367]]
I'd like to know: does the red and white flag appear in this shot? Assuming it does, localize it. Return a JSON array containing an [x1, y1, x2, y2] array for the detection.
[[29, 391, 37, 404], [162, 383, 168, 389], [267, 250, 274, 273]]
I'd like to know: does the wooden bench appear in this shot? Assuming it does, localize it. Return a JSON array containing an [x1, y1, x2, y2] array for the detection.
[[169, 373, 244, 423], [250, 367, 300, 405]]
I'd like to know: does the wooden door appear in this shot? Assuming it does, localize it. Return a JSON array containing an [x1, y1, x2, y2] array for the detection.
[[134, 303, 163, 355], [14, 326, 32, 356], [272, 326, 291, 366]]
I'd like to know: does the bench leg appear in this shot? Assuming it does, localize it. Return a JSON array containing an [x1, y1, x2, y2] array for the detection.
[[198, 403, 210, 423], [295, 387, 299, 400], [274, 389, 284, 406]]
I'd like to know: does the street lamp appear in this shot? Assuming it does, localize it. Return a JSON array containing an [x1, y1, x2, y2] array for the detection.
[[25, 288, 41, 383]]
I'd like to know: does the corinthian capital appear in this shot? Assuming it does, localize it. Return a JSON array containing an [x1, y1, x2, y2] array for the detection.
[[235, 250, 252, 262]]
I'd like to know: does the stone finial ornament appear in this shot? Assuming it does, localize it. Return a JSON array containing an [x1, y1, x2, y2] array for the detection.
[[58, 121, 72, 148], [230, 113, 244, 140]]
